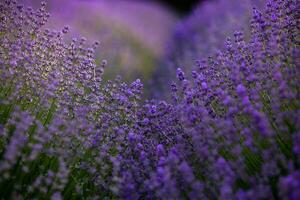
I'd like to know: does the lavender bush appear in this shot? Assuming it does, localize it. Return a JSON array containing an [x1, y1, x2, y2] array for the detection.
[[0, 1, 143, 198], [113, 1, 300, 199], [0, 0, 299, 199]]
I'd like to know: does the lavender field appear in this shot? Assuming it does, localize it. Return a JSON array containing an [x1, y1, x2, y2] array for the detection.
[[0, 0, 299, 199]]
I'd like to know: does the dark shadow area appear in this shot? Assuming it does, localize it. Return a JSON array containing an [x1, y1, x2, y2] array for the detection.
[[156, 0, 204, 15]]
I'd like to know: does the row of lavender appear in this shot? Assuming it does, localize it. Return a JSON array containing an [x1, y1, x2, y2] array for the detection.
[[0, 0, 299, 199]]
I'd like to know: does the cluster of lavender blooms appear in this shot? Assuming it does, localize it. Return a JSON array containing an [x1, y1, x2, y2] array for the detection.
[[0, 1, 142, 199], [115, 0, 300, 199], [0, 0, 299, 200]]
